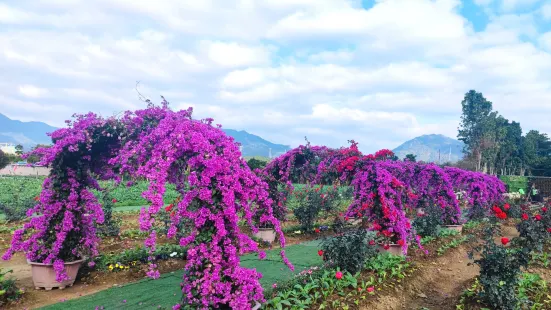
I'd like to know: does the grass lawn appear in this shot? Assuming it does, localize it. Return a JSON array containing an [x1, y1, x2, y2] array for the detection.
[[40, 240, 323, 309]]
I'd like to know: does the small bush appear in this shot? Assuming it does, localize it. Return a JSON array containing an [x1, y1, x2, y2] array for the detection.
[[321, 229, 377, 274], [470, 225, 530, 310], [0, 269, 23, 307], [517, 213, 548, 253], [0, 199, 35, 222], [293, 185, 339, 232], [413, 204, 442, 237], [96, 189, 121, 237]]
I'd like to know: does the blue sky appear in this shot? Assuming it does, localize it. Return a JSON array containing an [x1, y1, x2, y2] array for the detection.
[[1, 0, 551, 153]]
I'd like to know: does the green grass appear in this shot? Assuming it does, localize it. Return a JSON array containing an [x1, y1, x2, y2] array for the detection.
[[40, 240, 324, 310]]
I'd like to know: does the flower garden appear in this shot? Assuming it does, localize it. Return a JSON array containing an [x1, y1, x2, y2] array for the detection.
[[1, 101, 551, 310]]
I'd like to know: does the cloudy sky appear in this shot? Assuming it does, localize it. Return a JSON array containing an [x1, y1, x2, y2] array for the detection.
[[0, 0, 550, 153]]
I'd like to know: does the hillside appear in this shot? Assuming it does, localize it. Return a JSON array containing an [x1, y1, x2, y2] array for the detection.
[[223, 129, 290, 158], [0, 113, 56, 149], [0, 113, 289, 158], [393, 134, 464, 163]]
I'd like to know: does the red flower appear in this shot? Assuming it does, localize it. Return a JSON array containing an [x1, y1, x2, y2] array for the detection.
[[335, 271, 343, 280], [367, 286, 375, 293], [542, 207, 548, 213], [496, 212, 507, 220], [344, 216, 349, 221], [501, 237, 509, 245], [492, 206, 503, 214], [547, 228, 551, 233], [535, 214, 542, 221], [522, 213, 529, 220], [165, 204, 173, 212], [503, 203, 510, 211], [397, 239, 405, 246], [314, 228, 320, 234], [318, 250, 323, 256], [112, 199, 117, 203], [34, 196, 39, 201], [383, 244, 390, 250], [170, 211, 175, 217], [369, 240, 375, 246]]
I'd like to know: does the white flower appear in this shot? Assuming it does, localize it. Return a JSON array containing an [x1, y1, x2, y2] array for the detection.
[[170, 252, 177, 257]]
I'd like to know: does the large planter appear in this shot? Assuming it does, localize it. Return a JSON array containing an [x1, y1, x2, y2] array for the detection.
[[28, 259, 84, 290], [377, 244, 405, 256], [442, 225, 463, 233], [254, 228, 276, 243]]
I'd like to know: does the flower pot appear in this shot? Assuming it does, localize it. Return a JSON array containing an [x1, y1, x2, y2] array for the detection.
[[254, 228, 276, 243], [442, 225, 463, 233], [28, 259, 84, 290], [377, 244, 406, 256]]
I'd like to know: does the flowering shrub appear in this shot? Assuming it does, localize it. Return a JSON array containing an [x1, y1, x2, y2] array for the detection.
[[347, 162, 418, 252], [470, 226, 530, 310], [320, 229, 377, 274], [96, 187, 121, 237], [517, 212, 548, 252], [292, 184, 339, 232], [2, 101, 292, 309], [444, 167, 506, 219], [413, 204, 443, 237]]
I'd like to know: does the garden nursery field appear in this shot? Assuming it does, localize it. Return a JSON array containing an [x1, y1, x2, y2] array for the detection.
[[2, 104, 551, 310]]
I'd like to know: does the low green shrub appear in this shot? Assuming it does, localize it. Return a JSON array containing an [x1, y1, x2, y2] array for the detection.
[[321, 229, 377, 274], [413, 204, 442, 237], [0, 269, 23, 307]]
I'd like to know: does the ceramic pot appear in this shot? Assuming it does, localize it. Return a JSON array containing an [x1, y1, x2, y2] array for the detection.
[[254, 228, 276, 243], [377, 244, 405, 256], [442, 225, 463, 233], [28, 259, 84, 290]]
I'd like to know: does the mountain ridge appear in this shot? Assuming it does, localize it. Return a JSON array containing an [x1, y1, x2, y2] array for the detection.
[[0, 113, 290, 157], [392, 134, 464, 163]]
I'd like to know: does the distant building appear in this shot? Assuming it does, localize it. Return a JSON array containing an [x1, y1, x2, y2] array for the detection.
[[0, 143, 17, 155]]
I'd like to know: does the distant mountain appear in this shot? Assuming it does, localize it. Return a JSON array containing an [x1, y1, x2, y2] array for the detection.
[[0, 113, 56, 149], [223, 129, 290, 158], [393, 134, 464, 163], [0, 113, 289, 158]]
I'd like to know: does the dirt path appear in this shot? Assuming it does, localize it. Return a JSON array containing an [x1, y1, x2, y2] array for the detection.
[[361, 224, 521, 310], [361, 245, 479, 310]]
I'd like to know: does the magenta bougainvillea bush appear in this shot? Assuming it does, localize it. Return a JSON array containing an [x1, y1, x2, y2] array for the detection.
[[2, 99, 506, 310], [2, 101, 292, 309], [445, 167, 506, 218]]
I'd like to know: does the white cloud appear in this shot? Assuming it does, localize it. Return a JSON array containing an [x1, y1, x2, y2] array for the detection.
[[18, 85, 49, 98], [200, 41, 272, 68], [0, 0, 551, 153]]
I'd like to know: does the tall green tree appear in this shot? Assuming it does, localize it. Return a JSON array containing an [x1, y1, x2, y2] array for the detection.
[[458, 90, 493, 172], [14, 144, 23, 156], [405, 154, 417, 162]]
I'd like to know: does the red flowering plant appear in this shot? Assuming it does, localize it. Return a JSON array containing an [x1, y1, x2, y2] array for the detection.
[[292, 184, 339, 232], [347, 161, 420, 254], [517, 210, 548, 253], [259, 142, 333, 227], [384, 162, 461, 226], [469, 224, 530, 310]]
